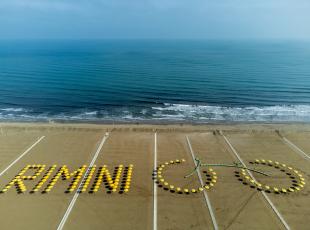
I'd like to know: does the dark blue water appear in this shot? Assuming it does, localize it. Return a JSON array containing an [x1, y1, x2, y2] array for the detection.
[[1, 40, 310, 123]]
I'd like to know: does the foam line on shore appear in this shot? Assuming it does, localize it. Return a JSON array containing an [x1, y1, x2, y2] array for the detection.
[[1, 104, 310, 123]]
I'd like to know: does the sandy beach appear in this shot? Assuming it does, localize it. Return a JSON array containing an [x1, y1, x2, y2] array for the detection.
[[0, 122, 309, 230]]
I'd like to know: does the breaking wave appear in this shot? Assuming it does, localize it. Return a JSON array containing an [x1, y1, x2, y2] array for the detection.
[[0, 108, 27, 112], [0, 104, 310, 123], [151, 104, 310, 122]]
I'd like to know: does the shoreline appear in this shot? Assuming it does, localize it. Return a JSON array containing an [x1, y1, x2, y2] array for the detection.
[[1, 121, 310, 133]]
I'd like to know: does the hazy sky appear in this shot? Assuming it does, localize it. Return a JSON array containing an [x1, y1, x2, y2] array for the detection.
[[1, 0, 310, 39]]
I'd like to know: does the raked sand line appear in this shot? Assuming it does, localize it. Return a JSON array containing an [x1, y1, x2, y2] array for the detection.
[[153, 132, 158, 230], [280, 136, 310, 161], [0, 136, 45, 177], [220, 131, 291, 230], [57, 132, 109, 230], [186, 136, 219, 230]]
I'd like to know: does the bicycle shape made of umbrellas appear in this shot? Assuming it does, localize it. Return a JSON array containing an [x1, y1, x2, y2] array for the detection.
[[154, 157, 305, 194]]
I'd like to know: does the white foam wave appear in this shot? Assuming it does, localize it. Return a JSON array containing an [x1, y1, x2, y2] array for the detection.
[[0, 104, 310, 123], [0, 108, 27, 112], [151, 104, 310, 122], [83, 111, 97, 116]]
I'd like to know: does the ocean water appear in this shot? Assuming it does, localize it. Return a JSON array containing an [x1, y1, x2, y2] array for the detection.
[[0, 40, 310, 123]]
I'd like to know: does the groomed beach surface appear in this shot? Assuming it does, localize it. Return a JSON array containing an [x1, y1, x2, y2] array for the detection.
[[0, 122, 309, 230]]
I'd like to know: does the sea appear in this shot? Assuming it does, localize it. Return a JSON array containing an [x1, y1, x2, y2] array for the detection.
[[0, 40, 310, 123]]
